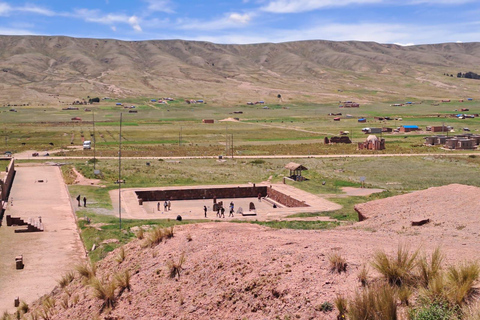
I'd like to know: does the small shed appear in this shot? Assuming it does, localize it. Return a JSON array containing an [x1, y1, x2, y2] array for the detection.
[[202, 119, 214, 124], [358, 118, 366, 123], [285, 162, 308, 181]]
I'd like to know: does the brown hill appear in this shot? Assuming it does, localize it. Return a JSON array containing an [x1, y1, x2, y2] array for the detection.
[[20, 210, 480, 319], [1, 36, 480, 104]]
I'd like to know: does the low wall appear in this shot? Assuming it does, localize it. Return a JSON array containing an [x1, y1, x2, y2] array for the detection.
[[0, 158, 14, 225], [136, 186, 268, 202], [267, 187, 309, 208], [136, 185, 310, 208]]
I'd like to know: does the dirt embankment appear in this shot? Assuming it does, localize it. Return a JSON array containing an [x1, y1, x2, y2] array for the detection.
[[19, 184, 480, 319]]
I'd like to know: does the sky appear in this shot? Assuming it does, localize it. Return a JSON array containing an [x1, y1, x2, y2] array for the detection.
[[0, 0, 479, 45]]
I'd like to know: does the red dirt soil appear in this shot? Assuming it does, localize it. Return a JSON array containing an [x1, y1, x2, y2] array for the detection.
[[22, 184, 480, 319]]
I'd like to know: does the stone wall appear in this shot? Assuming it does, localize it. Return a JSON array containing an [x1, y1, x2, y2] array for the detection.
[[267, 187, 309, 208], [136, 186, 268, 202]]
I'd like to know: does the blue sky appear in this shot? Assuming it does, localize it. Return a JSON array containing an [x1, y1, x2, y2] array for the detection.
[[0, 0, 479, 45]]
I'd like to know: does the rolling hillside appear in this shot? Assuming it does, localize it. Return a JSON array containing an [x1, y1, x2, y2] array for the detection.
[[1, 36, 479, 104]]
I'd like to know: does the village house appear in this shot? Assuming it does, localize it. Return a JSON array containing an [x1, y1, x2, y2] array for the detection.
[[358, 135, 385, 150]]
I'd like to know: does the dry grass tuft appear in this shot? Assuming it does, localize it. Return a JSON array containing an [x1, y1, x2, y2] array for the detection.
[[334, 294, 348, 319], [75, 263, 96, 283], [348, 284, 397, 320], [358, 265, 369, 287], [115, 270, 131, 295], [417, 247, 444, 288], [91, 277, 117, 311], [164, 226, 175, 239], [143, 226, 175, 248], [167, 253, 186, 279], [115, 247, 126, 264], [328, 253, 347, 273], [58, 271, 75, 288], [136, 228, 144, 240], [446, 261, 480, 306], [143, 227, 164, 248], [371, 245, 418, 287]]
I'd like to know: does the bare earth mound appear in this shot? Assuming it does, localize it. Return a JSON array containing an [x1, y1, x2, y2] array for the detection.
[[24, 215, 480, 319], [355, 184, 480, 236]]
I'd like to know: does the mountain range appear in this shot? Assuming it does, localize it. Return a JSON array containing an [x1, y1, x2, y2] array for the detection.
[[1, 36, 480, 104]]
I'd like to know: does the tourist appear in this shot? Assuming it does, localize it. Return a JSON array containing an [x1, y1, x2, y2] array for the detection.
[[164, 201, 168, 211], [83, 197, 87, 207], [167, 200, 171, 211], [220, 207, 225, 218], [204, 205, 207, 218], [229, 202, 234, 217], [157, 202, 160, 211], [76, 195, 81, 207]]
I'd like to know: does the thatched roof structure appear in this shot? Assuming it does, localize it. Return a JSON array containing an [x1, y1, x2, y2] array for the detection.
[[284, 162, 308, 171]]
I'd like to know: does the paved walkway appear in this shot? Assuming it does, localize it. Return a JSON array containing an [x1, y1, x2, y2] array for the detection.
[[0, 165, 85, 313]]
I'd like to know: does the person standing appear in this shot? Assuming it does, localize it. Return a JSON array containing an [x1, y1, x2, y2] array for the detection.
[[167, 200, 171, 211], [229, 202, 234, 217], [157, 202, 160, 211], [220, 207, 225, 218], [83, 197, 87, 207], [164, 201, 168, 211], [204, 205, 207, 218], [76, 195, 81, 207]]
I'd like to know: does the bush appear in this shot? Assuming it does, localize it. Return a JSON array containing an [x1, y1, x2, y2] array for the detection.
[[409, 302, 455, 320], [334, 295, 348, 319]]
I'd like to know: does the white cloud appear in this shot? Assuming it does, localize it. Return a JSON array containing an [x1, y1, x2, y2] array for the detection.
[[177, 12, 254, 31], [229, 13, 251, 24], [262, 0, 382, 13], [143, 0, 174, 13], [18, 4, 55, 16], [0, 2, 12, 16], [111, 26, 116, 32], [74, 9, 143, 32], [128, 16, 142, 32]]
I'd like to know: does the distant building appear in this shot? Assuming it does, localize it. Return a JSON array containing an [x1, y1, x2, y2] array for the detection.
[[400, 125, 420, 133], [358, 135, 385, 150], [202, 119, 214, 124]]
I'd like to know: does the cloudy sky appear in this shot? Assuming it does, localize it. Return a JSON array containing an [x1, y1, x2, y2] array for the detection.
[[0, 0, 478, 45]]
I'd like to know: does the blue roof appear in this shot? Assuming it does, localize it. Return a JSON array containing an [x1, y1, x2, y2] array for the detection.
[[403, 125, 418, 129]]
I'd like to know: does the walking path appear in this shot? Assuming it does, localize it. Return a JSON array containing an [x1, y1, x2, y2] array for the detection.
[[0, 165, 85, 313]]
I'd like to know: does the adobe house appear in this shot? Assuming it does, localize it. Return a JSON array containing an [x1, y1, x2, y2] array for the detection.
[[202, 119, 214, 124], [400, 125, 420, 133], [424, 136, 436, 146], [431, 125, 448, 133], [444, 138, 476, 150], [285, 162, 308, 181]]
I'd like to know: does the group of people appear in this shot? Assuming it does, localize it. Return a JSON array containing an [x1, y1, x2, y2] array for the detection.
[[204, 201, 235, 218], [157, 200, 171, 212], [76, 195, 87, 207]]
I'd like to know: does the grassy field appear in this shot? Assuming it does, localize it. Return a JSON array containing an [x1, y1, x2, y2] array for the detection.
[[1, 97, 479, 156]]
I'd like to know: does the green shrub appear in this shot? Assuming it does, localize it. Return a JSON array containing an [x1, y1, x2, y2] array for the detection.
[[409, 302, 455, 320]]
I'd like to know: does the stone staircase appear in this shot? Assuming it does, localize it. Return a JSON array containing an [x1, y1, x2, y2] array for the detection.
[[6, 215, 44, 232]]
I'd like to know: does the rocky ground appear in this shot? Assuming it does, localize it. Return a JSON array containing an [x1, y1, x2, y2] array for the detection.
[[19, 184, 480, 319]]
